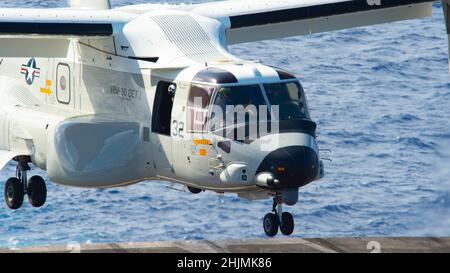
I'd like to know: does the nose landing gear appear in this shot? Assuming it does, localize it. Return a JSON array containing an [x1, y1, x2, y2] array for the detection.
[[3, 156, 47, 210], [263, 195, 295, 237]]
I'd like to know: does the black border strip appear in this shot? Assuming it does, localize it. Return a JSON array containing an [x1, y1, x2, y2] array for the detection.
[[193, 68, 239, 84], [230, 0, 434, 29], [0, 22, 113, 36]]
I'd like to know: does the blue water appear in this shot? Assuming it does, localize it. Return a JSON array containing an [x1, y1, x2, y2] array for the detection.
[[1, 0, 449, 248]]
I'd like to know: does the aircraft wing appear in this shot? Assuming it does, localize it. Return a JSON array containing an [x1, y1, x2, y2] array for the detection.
[[0, 7, 135, 57], [188, 0, 437, 44], [0, 1, 446, 63], [0, 8, 134, 38]]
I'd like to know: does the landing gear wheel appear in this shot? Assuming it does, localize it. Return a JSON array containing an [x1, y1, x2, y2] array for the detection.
[[187, 186, 202, 194], [280, 212, 295, 236], [263, 213, 279, 237], [4, 178, 24, 210], [27, 176, 47, 208]]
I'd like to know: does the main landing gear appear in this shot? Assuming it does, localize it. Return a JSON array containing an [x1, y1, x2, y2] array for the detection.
[[4, 156, 47, 210], [263, 195, 295, 237]]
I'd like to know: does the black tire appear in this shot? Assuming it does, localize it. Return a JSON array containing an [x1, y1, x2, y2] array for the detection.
[[280, 212, 295, 236], [187, 186, 202, 194], [27, 176, 47, 208], [263, 213, 279, 237], [4, 177, 24, 210]]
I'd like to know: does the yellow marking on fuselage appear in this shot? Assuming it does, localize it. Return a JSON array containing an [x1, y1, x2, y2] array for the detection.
[[199, 149, 207, 156], [40, 80, 52, 95], [193, 139, 211, 146]]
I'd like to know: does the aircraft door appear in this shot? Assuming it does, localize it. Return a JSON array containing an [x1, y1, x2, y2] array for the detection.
[[173, 84, 218, 183], [151, 81, 176, 177]]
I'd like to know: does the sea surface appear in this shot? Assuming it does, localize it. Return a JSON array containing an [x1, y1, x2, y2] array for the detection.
[[0, 0, 449, 248]]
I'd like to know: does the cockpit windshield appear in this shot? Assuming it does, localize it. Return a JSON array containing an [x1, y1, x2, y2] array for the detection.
[[263, 82, 309, 120], [213, 85, 267, 111], [210, 85, 267, 131], [187, 81, 310, 133], [211, 82, 309, 124]]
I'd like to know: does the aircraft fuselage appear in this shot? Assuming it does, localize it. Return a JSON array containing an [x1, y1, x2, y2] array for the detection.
[[0, 40, 324, 201]]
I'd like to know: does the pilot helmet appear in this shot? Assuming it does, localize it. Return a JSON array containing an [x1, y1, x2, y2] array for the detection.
[[168, 84, 177, 97]]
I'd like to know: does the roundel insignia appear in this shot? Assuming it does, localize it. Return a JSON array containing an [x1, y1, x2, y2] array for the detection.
[[20, 58, 41, 85]]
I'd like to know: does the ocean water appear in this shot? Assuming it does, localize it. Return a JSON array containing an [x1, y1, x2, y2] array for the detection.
[[0, 0, 449, 248]]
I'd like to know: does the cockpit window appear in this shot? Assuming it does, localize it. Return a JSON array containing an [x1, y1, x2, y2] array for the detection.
[[263, 82, 309, 120], [211, 85, 267, 131], [213, 85, 266, 110], [187, 84, 215, 132], [187, 81, 310, 134]]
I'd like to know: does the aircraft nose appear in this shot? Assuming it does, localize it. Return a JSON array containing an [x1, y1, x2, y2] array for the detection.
[[256, 146, 319, 189]]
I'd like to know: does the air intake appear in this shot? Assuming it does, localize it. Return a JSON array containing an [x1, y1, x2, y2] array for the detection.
[[152, 15, 220, 57]]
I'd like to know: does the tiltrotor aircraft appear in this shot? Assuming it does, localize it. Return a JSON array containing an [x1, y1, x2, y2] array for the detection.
[[0, 0, 448, 236]]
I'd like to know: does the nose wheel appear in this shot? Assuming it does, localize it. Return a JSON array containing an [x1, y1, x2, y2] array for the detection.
[[263, 213, 279, 236], [3, 156, 47, 210], [280, 212, 294, 236], [263, 196, 295, 237]]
